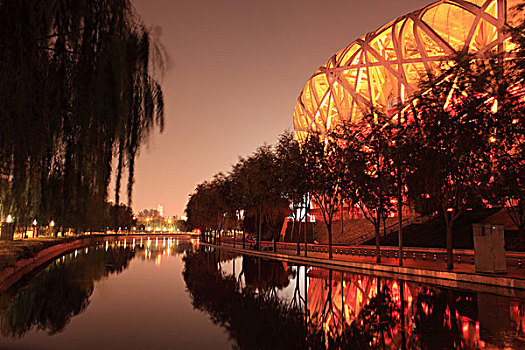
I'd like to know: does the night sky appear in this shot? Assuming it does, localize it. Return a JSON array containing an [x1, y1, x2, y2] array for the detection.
[[130, 0, 435, 216]]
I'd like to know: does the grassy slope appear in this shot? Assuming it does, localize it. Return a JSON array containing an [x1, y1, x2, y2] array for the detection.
[[0, 237, 72, 270], [361, 208, 524, 251]]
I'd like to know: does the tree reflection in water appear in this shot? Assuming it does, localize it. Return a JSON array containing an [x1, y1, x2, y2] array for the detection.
[[0, 245, 134, 338], [184, 247, 525, 349]]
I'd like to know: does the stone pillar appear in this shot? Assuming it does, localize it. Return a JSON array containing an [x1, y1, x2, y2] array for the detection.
[[473, 223, 506, 273]]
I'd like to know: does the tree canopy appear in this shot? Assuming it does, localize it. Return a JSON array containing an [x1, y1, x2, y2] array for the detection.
[[0, 0, 166, 231]]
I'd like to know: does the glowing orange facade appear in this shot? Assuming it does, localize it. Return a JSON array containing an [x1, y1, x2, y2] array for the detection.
[[293, 0, 521, 141]]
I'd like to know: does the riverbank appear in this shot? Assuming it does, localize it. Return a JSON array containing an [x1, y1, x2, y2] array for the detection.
[[205, 241, 525, 295]]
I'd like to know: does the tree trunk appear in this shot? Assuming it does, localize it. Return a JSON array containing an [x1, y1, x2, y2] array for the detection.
[[398, 175, 403, 266], [383, 215, 387, 238], [340, 204, 344, 242], [303, 198, 309, 257], [290, 218, 295, 243], [304, 204, 308, 257], [375, 218, 381, 263], [297, 220, 302, 256], [446, 219, 454, 270], [518, 223, 524, 251], [328, 216, 333, 259], [258, 205, 262, 251]]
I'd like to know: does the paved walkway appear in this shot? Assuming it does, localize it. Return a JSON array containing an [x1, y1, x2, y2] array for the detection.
[[206, 239, 525, 292]]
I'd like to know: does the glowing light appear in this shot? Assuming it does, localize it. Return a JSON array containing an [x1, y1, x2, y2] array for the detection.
[[32, 219, 37, 226], [49, 220, 55, 227], [6, 215, 12, 223], [489, 136, 496, 143], [462, 322, 469, 338], [491, 99, 498, 113]]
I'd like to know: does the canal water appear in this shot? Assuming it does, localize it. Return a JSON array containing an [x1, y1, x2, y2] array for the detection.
[[0, 237, 524, 349]]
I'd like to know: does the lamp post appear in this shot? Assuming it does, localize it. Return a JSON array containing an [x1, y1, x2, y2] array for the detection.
[[33, 219, 37, 238], [50, 220, 55, 237]]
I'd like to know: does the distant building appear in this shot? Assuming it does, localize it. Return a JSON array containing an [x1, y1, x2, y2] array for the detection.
[[158, 205, 164, 218]]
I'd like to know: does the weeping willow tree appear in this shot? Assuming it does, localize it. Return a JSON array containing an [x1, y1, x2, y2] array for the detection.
[[0, 0, 165, 231]]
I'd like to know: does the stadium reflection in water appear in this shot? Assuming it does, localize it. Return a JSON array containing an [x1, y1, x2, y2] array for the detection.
[[187, 247, 525, 349], [1, 239, 524, 349]]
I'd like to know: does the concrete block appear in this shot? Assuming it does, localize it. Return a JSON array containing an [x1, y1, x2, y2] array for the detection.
[[0, 222, 14, 240], [473, 223, 506, 273]]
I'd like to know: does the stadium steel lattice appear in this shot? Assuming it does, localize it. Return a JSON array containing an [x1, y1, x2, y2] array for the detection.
[[293, 0, 522, 141]]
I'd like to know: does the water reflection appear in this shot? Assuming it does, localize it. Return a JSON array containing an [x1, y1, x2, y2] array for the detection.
[[185, 247, 525, 349], [183, 249, 311, 349], [2, 239, 525, 349], [0, 246, 134, 338], [0, 236, 199, 340]]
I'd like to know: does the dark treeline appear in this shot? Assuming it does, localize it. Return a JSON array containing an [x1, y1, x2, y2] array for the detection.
[[185, 131, 307, 250], [0, 1, 165, 232], [186, 14, 525, 270]]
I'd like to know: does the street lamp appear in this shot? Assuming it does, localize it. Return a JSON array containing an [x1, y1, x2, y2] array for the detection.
[[33, 219, 37, 238], [50, 220, 55, 237]]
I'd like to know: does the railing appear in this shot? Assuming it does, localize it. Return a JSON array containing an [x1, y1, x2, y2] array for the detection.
[[219, 237, 525, 268]]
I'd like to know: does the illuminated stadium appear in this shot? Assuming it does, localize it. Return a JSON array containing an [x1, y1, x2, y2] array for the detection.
[[293, 0, 521, 141]]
